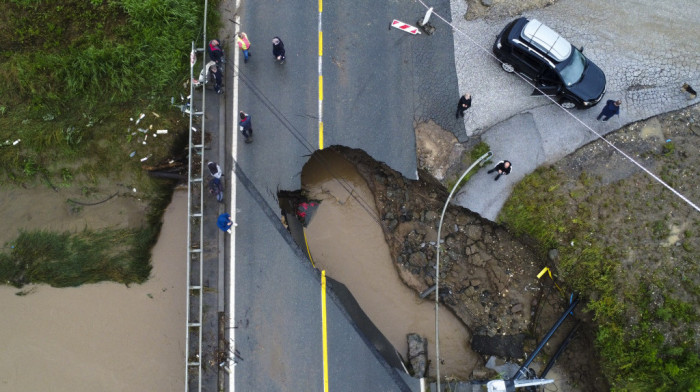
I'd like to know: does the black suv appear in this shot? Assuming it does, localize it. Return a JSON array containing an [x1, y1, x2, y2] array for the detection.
[[493, 17, 606, 108]]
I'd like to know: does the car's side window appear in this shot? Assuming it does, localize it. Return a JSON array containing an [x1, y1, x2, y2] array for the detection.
[[539, 68, 560, 85], [513, 47, 541, 76]]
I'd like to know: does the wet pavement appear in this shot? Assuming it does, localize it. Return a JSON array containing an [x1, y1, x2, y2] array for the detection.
[[221, 0, 466, 389]]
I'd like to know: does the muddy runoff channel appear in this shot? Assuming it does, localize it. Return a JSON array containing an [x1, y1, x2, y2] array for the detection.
[[297, 149, 476, 379]]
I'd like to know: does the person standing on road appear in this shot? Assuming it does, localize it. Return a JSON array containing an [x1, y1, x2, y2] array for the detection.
[[596, 100, 621, 121], [210, 64, 223, 94], [237, 32, 252, 63], [272, 37, 286, 64], [239, 111, 253, 143], [456, 93, 472, 118], [487, 160, 512, 181], [207, 39, 225, 66], [217, 212, 235, 234]]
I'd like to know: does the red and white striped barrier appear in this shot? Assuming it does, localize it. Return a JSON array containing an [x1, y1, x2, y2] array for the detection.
[[391, 19, 421, 35]]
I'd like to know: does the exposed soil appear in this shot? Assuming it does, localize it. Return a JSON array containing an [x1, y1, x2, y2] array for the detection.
[[463, 0, 560, 21], [320, 145, 604, 387], [301, 150, 479, 379], [319, 102, 699, 388]]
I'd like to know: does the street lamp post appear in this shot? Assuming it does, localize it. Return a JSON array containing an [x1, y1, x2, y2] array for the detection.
[[435, 151, 492, 391]]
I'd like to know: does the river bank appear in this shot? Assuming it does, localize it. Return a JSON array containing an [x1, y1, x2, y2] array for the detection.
[[0, 190, 187, 391]]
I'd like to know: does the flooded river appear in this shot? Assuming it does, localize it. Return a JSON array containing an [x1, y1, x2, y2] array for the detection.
[[302, 150, 478, 379], [0, 190, 187, 391]]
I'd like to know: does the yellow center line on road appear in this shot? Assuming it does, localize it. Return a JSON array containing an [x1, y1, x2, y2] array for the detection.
[[318, 0, 324, 150], [321, 270, 329, 392]]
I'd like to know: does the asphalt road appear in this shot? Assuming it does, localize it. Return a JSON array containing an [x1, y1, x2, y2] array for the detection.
[[227, 0, 466, 390]]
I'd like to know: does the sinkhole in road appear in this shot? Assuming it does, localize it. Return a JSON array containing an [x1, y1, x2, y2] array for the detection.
[[284, 148, 479, 379]]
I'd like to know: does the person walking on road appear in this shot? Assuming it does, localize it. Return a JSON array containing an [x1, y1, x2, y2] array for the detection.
[[209, 64, 223, 94], [456, 93, 472, 118], [237, 32, 252, 63], [596, 99, 621, 121], [487, 160, 512, 181], [207, 39, 225, 66], [217, 213, 235, 234], [272, 37, 286, 64], [239, 111, 253, 143]]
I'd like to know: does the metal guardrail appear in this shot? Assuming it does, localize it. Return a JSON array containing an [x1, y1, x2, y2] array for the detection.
[[186, 2, 209, 390], [185, 41, 206, 392]]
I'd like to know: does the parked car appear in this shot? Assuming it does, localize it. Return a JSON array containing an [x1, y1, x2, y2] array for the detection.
[[493, 17, 606, 109]]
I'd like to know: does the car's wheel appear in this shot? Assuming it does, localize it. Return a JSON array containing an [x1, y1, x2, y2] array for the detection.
[[561, 100, 576, 109], [501, 62, 515, 73]]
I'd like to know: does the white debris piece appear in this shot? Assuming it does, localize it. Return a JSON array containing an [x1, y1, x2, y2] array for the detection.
[[135, 113, 146, 124], [156, 129, 168, 134]]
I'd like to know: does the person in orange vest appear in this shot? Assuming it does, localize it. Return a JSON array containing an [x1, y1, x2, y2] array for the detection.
[[237, 32, 252, 63]]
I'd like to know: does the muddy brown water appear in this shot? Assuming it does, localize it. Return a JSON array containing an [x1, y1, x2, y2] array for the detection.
[[0, 190, 186, 391], [302, 150, 479, 379]]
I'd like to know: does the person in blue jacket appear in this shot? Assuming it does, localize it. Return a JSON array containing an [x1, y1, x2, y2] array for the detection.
[[239, 111, 253, 143], [217, 213, 234, 233]]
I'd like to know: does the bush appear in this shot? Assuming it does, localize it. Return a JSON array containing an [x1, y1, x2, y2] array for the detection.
[[0, 228, 154, 287], [499, 164, 700, 391]]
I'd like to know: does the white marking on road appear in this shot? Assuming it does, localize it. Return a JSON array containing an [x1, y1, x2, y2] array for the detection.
[[228, 2, 240, 391]]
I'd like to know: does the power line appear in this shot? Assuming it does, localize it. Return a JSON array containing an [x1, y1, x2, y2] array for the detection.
[[415, 0, 700, 213]]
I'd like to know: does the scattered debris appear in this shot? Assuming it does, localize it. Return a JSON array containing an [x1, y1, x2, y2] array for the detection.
[[135, 113, 146, 124]]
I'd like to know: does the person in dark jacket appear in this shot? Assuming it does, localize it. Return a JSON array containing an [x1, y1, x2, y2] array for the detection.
[[217, 213, 234, 233], [207, 39, 225, 65], [456, 93, 472, 118], [239, 111, 253, 143], [596, 100, 621, 121], [487, 160, 512, 181], [210, 64, 223, 94], [272, 37, 286, 64], [209, 177, 224, 203]]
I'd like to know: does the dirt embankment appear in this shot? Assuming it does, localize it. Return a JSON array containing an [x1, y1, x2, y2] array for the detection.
[[331, 146, 611, 390], [340, 148, 541, 338]]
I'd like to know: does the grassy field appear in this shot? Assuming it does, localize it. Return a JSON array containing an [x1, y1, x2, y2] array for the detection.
[[0, 0, 218, 287], [499, 107, 700, 391]]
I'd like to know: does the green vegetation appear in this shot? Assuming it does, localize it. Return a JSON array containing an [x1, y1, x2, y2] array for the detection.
[[499, 165, 700, 391], [0, 0, 218, 183], [0, 228, 153, 288], [0, 185, 172, 288], [447, 141, 491, 193], [0, 0, 218, 286]]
